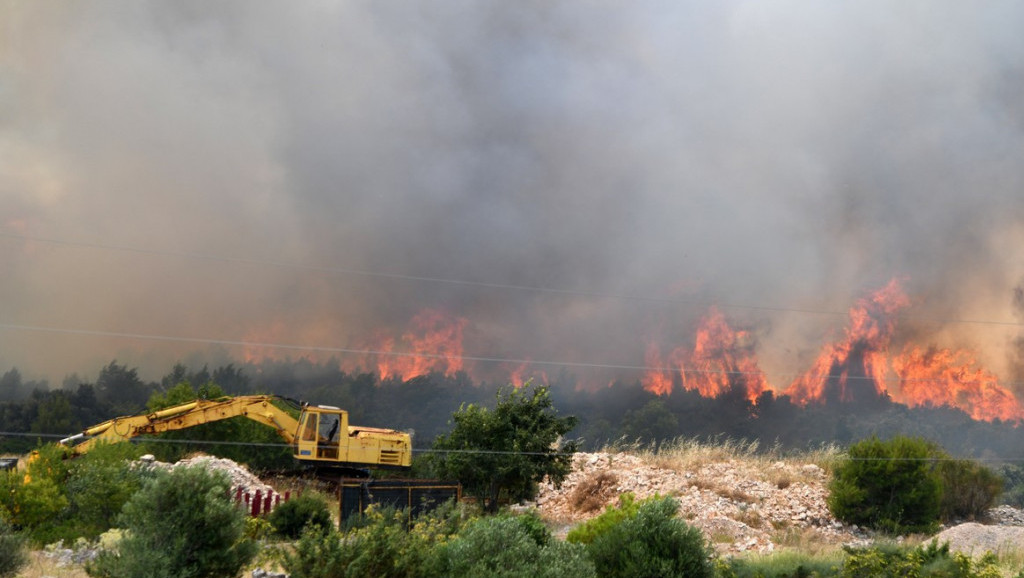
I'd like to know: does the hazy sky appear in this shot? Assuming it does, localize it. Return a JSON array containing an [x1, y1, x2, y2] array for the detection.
[[2, 1, 1023, 389]]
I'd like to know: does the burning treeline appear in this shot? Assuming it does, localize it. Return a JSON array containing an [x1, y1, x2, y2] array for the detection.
[[643, 278, 1024, 423], [245, 278, 1024, 424]]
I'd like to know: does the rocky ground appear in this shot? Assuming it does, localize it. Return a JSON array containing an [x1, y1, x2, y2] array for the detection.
[[531, 452, 1024, 557]]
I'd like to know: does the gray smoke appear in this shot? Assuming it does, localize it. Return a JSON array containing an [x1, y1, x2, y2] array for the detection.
[[2, 1, 1023, 392]]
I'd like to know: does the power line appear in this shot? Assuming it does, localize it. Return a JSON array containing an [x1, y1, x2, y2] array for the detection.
[[1, 321, 1021, 389], [2, 431, 1023, 462], [3, 231, 1022, 327]]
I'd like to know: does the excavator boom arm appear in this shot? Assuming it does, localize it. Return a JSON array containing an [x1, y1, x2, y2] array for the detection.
[[60, 395, 301, 455]]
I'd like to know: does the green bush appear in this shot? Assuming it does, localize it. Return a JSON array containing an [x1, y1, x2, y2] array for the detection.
[[64, 443, 148, 540], [566, 492, 641, 545], [0, 444, 71, 544], [828, 436, 942, 534], [282, 528, 351, 578], [995, 463, 1024, 508], [443, 513, 595, 578], [842, 541, 1001, 578], [87, 465, 257, 578], [585, 496, 713, 578], [282, 501, 467, 578], [0, 520, 28, 578], [268, 493, 333, 539], [936, 459, 1002, 522]]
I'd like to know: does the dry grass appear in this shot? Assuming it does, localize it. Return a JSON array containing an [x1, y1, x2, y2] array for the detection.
[[601, 436, 844, 483], [19, 551, 90, 578], [770, 526, 844, 558], [569, 470, 619, 513]]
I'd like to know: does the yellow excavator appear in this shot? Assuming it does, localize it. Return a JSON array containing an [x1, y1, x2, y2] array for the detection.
[[57, 395, 411, 473]]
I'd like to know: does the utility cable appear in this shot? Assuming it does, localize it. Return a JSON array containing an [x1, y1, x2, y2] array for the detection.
[[3, 231, 1022, 327], [3, 431, 1024, 462], [0, 321, 1020, 388]]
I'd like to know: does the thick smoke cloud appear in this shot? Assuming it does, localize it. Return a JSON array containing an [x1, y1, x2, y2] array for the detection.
[[2, 1, 1023, 389]]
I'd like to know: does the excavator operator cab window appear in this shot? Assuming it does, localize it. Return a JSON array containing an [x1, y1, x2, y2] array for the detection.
[[316, 412, 340, 460], [300, 413, 318, 443]]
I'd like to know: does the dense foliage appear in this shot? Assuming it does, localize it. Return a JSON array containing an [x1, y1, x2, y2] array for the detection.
[[267, 492, 333, 539], [442, 513, 595, 578], [584, 496, 714, 578], [829, 436, 1003, 534], [283, 502, 467, 578], [428, 384, 579, 512], [566, 492, 642, 545], [0, 442, 148, 545], [0, 520, 27, 578], [87, 465, 257, 578], [936, 458, 1003, 522], [841, 540, 1002, 578], [828, 436, 944, 534]]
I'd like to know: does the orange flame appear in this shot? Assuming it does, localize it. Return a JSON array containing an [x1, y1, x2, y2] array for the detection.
[[892, 346, 1024, 422], [787, 278, 909, 405], [508, 362, 548, 388], [359, 309, 468, 381], [643, 307, 769, 403]]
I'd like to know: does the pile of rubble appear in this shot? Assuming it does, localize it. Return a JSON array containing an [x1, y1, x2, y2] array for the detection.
[[533, 452, 867, 554], [139, 453, 275, 496]]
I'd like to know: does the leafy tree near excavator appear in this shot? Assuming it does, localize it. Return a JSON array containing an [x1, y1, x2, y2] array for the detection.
[[428, 383, 579, 513]]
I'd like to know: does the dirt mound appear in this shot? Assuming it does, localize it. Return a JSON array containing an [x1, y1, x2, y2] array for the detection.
[[933, 523, 1024, 557]]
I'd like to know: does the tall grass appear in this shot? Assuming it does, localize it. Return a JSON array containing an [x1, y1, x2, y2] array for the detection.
[[600, 436, 844, 476]]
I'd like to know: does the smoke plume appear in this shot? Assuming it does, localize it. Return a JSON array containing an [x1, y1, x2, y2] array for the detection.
[[2, 2, 1023, 394]]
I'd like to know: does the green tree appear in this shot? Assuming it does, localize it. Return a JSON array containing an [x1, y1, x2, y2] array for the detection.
[[88, 465, 257, 578], [30, 391, 78, 435], [619, 399, 679, 443], [828, 436, 943, 534], [429, 383, 578, 512], [96, 361, 154, 414]]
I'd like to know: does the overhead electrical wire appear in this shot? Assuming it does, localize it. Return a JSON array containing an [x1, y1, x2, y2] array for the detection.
[[1, 431, 1022, 462], [2, 230, 1024, 387], [0, 321, 1019, 388], [2, 230, 1022, 327]]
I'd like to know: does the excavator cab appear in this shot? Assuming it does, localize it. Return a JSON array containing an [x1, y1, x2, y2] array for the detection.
[[296, 406, 347, 462]]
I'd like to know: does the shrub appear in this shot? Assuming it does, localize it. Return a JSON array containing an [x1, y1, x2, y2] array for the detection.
[[64, 442, 148, 540], [87, 465, 257, 578], [585, 496, 714, 578], [268, 493, 333, 539], [842, 540, 1002, 578], [569, 471, 619, 513], [566, 492, 641, 545], [828, 436, 942, 534], [443, 513, 595, 578], [282, 528, 351, 578], [0, 520, 28, 578], [995, 463, 1024, 508], [282, 501, 467, 578], [0, 444, 71, 544], [936, 459, 1002, 522]]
